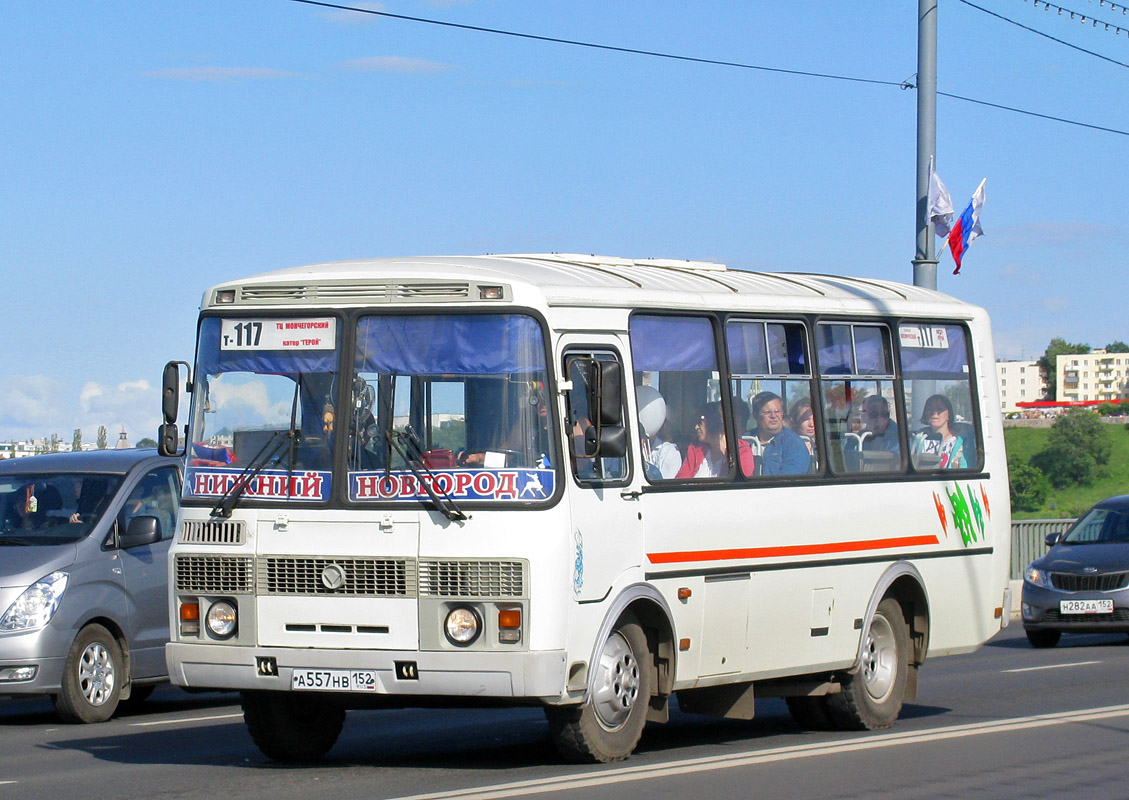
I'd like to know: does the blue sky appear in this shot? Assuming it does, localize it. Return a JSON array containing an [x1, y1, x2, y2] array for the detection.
[[3, 1, 1127, 443]]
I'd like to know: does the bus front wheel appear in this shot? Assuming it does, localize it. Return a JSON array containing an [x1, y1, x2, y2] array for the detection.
[[241, 690, 346, 762], [826, 598, 909, 730], [546, 619, 652, 763]]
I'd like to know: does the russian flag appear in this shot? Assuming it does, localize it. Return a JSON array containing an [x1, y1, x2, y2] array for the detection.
[[948, 179, 986, 274]]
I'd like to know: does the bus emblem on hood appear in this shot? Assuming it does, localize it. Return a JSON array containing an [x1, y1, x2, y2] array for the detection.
[[321, 564, 347, 590]]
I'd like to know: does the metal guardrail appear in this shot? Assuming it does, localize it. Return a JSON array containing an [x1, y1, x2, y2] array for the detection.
[[1010, 518, 1076, 580]]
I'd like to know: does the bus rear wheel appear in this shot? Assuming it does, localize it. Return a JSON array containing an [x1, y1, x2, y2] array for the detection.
[[241, 690, 346, 762], [546, 619, 651, 763], [826, 598, 909, 730]]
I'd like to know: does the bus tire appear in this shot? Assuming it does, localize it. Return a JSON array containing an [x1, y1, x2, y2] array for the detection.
[[241, 690, 346, 762], [545, 619, 651, 763], [1025, 628, 1060, 648], [785, 695, 837, 731], [826, 598, 908, 730], [54, 624, 123, 724]]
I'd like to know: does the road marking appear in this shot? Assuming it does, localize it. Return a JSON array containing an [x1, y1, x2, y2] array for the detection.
[[0, 782, 17, 786], [1003, 660, 1102, 673], [386, 704, 1129, 800], [129, 712, 243, 728]]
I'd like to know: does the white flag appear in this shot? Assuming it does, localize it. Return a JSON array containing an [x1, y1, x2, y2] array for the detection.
[[927, 156, 954, 238]]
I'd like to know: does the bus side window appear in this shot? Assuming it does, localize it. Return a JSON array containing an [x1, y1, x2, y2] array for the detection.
[[816, 323, 904, 476], [898, 323, 979, 471]]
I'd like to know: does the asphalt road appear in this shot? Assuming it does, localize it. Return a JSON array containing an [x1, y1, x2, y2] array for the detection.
[[3, 623, 1128, 800]]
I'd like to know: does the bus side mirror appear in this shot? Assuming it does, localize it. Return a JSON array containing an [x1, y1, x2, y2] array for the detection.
[[159, 360, 192, 457], [162, 361, 188, 423], [158, 423, 181, 457], [587, 360, 624, 427]]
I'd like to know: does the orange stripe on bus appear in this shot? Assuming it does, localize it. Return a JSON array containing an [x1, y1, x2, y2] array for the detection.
[[647, 534, 941, 565]]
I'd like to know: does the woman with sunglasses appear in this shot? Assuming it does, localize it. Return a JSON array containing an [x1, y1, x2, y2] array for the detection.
[[910, 394, 966, 469]]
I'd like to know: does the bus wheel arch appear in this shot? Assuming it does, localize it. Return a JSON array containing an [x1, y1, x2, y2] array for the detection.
[[826, 563, 928, 730], [547, 585, 675, 762]]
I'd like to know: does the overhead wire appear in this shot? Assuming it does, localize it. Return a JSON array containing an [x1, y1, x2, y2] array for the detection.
[[286, 0, 1129, 138], [957, 0, 1129, 68]]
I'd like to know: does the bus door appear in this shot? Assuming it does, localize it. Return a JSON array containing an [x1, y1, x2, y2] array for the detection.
[[559, 342, 643, 603]]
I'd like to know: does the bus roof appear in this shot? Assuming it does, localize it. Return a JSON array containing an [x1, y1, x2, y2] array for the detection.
[[203, 254, 979, 317]]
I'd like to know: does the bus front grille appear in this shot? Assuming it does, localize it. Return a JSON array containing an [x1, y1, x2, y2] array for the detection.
[[175, 555, 255, 594], [418, 560, 525, 598], [179, 520, 247, 545], [259, 557, 416, 596]]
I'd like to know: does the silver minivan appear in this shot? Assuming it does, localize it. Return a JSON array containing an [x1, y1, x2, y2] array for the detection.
[[0, 449, 180, 722]]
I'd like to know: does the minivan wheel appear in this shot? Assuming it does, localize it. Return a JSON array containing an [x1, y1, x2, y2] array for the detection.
[[54, 624, 123, 723]]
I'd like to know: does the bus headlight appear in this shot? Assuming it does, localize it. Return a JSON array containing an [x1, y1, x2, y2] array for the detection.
[[444, 606, 481, 646], [205, 600, 238, 639], [0, 572, 69, 632]]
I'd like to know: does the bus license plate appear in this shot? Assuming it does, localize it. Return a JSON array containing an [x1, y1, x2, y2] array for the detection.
[[291, 669, 378, 692], [1060, 599, 1113, 614]]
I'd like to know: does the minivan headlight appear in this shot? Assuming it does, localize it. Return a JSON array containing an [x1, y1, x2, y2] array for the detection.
[[1025, 565, 1052, 589], [0, 572, 69, 632]]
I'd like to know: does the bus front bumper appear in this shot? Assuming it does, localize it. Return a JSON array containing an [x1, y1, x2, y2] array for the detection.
[[166, 642, 568, 700]]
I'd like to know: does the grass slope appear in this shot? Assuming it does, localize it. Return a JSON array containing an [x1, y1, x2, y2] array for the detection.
[[1004, 423, 1129, 520]]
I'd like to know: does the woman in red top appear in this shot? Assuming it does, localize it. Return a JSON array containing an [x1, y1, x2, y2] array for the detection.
[[675, 403, 754, 479]]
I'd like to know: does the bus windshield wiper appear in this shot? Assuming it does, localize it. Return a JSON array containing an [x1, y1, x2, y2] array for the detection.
[[211, 376, 304, 519], [210, 429, 298, 518], [386, 424, 468, 522]]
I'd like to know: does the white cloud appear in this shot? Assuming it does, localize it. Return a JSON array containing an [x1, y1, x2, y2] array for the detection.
[[144, 66, 299, 82], [989, 222, 1118, 249], [338, 56, 455, 73], [0, 376, 161, 446], [322, 1, 388, 24]]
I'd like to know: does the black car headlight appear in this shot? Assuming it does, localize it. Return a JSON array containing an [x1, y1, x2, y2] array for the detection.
[[1025, 566, 1052, 589]]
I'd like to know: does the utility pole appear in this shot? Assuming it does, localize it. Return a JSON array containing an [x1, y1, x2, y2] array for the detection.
[[913, 0, 939, 290]]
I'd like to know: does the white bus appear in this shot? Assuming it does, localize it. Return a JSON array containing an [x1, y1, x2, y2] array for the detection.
[[160, 254, 1011, 763]]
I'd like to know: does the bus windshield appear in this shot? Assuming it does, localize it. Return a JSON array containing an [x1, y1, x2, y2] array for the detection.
[[348, 313, 556, 504], [185, 316, 340, 503]]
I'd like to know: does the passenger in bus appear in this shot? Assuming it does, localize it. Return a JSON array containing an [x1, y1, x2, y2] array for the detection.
[[748, 391, 811, 476], [859, 396, 900, 452], [788, 397, 819, 473], [636, 385, 681, 480], [675, 403, 754, 479], [910, 394, 967, 469]]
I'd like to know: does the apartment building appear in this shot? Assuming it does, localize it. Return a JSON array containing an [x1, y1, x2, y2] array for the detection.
[[996, 359, 1046, 413], [1058, 350, 1129, 403]]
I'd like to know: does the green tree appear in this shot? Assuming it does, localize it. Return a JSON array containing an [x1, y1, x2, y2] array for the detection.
[[1031, 441, 1096, 488], [1037, 337, 1090, 401], [1048, 409, 1112, 465], [96, 425, 108, 449], [136, 437, 158, 449], [1009, 457, 1049, 512], [72, 428, 83, 452], [1030, 409, 1112, 488], [1105, 341, 1129, 353]]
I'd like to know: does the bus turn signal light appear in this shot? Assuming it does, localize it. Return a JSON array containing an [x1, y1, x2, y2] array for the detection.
[[498, 608, 521, 643], [180, 601, 200, 636]]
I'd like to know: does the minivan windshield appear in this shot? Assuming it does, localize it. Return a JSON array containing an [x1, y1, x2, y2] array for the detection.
[[0, 473, 123, 545], [1061, 506, 1129, 545]]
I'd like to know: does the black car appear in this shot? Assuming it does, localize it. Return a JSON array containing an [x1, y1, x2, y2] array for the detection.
[[1021, 494, 1129, 648]]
